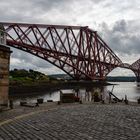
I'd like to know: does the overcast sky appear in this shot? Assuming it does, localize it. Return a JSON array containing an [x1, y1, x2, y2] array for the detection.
[[1, 0, 140, 76]]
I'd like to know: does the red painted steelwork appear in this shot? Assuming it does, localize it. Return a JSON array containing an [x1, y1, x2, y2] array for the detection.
[[130, 59, 140, 82], [1, 22, 123, 80]]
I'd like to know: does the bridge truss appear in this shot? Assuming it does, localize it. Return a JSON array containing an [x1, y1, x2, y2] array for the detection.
[[130, 59, 140, 82], [0, 22, 123, 80]]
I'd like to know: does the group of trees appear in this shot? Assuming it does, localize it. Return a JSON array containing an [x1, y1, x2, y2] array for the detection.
[[10, 69, 46, 80], [107, 76, 136, 82], [9, 69, 50, 85]]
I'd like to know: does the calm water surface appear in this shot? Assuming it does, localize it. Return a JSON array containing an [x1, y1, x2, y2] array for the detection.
[[107, 82, 140, 102], [11, 82, 140, 105]]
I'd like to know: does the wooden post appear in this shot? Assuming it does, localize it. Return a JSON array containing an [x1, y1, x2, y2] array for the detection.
[[124, 95, 128, 105]]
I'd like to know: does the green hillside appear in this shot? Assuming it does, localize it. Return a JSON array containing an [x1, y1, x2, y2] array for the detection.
[[9, 69, 52, 86]]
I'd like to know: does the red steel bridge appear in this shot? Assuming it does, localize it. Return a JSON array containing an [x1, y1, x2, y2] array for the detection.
[[0, 22, 140, 81]]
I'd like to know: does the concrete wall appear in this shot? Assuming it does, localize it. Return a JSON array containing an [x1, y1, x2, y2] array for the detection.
[[0, 45, 11, 105]]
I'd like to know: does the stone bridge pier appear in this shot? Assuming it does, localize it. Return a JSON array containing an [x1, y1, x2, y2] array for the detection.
[[0, 24, 11, 107]]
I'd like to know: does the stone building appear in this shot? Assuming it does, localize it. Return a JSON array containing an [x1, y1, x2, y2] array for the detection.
[[0, 24, 11, 106]]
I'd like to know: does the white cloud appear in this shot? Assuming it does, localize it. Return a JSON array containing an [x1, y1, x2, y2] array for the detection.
[[108, 68, 135, 77]]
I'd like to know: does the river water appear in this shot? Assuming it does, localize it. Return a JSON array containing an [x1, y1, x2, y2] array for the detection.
[[107, 82, 140, 102], [11, 82, 140, 105]]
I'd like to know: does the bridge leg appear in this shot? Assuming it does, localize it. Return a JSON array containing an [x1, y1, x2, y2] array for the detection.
[[134, 70, 140, 83], [137, 77, 140, 82], [136, 73, 140, 86]]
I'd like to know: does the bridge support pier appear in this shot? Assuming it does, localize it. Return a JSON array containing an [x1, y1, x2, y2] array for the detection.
[[136, 75, 140, 86], [135, 70, 140, 83], [0, 24, 12, 108], [137, 77, 140, 82], [0, 45, 11, 106]]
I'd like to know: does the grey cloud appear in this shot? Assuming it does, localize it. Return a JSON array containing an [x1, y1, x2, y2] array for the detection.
[[98, 19, 140, 55], [0, 0, 76, 25], [0, 0, 55, 23], [31, 0, 68, 10], [0, 0, 108, 24], [10, 48, 54, 69], [112, 20, 127, 33]]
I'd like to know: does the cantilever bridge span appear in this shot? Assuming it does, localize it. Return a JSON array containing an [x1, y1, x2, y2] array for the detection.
[[130, 59, 140, 82], [0, 22, 139, 81]]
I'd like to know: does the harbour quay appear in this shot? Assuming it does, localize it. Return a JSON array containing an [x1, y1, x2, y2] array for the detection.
[[0, 102, 140, 140]]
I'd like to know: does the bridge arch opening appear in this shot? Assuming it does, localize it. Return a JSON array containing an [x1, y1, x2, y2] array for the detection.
[[10, 47, 65, 75], [107, 67, 136, 81]]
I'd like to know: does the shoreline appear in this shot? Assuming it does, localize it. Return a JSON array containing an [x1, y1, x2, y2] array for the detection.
[[9, 81, 113, 96]]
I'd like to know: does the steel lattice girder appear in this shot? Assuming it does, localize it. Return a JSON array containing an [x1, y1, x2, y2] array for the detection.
[[0, 22, 123, 80], [130, 59, 140, 81]]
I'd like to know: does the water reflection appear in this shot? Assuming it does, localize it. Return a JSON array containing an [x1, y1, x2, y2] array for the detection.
[[10, 82, 140, 105], [73, 87, 105, 102], [11, 87, 107, 105]]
